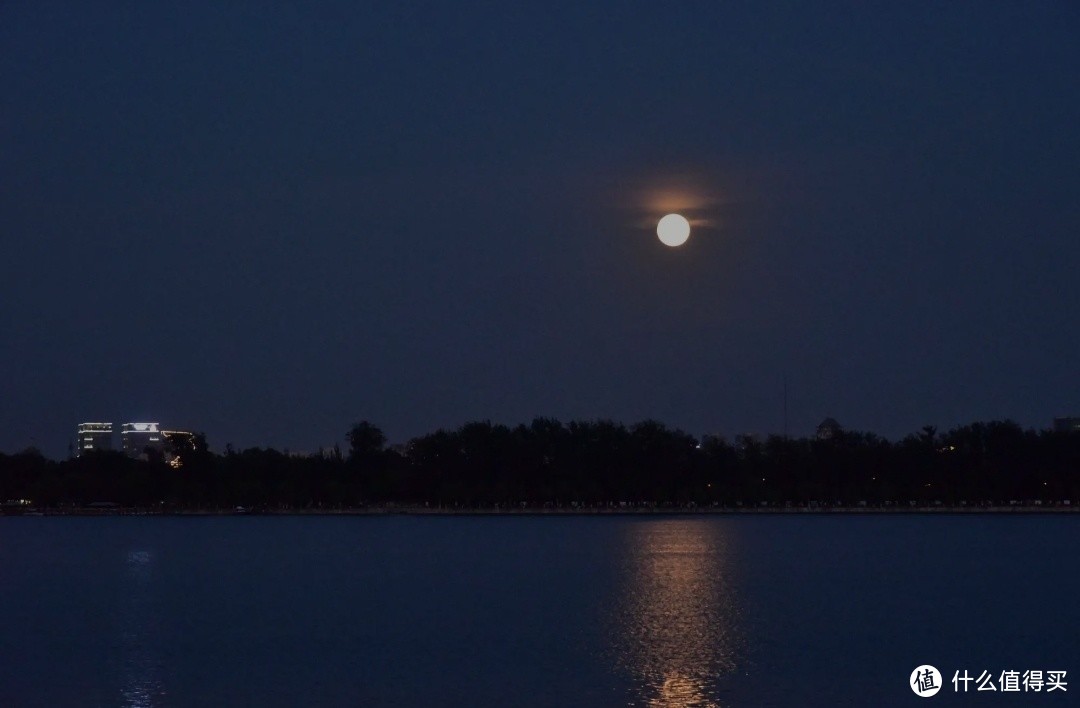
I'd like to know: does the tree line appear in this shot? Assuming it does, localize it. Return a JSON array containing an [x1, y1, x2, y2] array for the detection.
[[1, 419, 1078, 509]]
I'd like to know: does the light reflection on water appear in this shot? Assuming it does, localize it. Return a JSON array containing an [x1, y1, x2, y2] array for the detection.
[[120, 549, 165, 707], [613, 520, 743, 707]]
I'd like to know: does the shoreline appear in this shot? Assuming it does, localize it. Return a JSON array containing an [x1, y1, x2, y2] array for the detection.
[[5, 505, 1077, 517]]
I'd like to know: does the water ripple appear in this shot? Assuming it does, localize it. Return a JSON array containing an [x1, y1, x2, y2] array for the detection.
[[612, 520, 744, 707]]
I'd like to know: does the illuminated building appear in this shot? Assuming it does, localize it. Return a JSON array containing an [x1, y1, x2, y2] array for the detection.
[[76, 422, 113, 456], [161, 430, 196, 468], [161, 430, 195, 449], [121, 422, 165, 458]]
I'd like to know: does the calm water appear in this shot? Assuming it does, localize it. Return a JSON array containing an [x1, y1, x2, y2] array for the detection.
[[1, 515, 1077, 706]]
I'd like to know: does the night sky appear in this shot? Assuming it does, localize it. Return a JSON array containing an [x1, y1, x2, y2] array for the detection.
[[3, 2, 1078, 458]]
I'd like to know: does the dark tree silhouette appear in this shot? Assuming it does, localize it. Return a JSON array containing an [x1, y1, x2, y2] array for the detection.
[[347, 422, 387, 462], [1, 418, 1078, 511]]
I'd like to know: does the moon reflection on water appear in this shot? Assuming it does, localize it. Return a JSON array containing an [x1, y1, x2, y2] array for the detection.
[[611, 520, 744, 707]]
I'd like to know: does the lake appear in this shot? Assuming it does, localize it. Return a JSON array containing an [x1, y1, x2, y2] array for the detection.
[[1, 515, 1076, 706]]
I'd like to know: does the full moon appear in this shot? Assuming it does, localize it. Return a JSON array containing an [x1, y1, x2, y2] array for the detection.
[[656, 213, 690, 247]]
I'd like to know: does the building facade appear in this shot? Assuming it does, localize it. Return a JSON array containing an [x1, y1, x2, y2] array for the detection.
[[121, 422, 165, 458], [161, 430, 195, 450], [76, 422, 113, 456], [161, 430, 196, 467]]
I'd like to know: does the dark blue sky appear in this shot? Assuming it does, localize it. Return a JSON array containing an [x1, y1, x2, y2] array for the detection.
[[3, 2, 1078, 457]]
